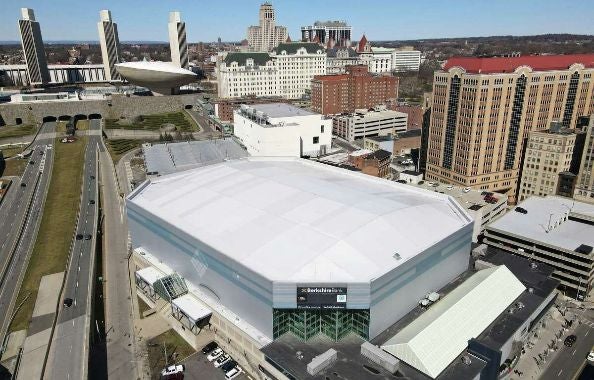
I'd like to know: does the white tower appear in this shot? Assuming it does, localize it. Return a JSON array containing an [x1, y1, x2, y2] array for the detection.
[[97, 10, 122, 81], [18, 8, 50, 85], [168, 11, 189, 69]]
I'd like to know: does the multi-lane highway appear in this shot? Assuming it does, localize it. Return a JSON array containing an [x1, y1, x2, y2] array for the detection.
[[44, 118, 102, 380], [0, 121, 56, 346]]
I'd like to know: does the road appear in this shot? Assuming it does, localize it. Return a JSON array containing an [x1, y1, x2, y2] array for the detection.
[[541, 313, 594, 379], [0, 121, 56, 347], [44, 119, 102, 379], [99, 125, 139, 379]]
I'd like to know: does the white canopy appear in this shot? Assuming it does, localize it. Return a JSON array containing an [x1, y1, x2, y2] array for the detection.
[[172, 294, 212, 323]]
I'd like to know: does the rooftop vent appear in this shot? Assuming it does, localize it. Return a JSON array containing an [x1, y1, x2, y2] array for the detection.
[[393, 253, 402, 260], [575, 244, 593, 255], [461, 355, 472, 365]]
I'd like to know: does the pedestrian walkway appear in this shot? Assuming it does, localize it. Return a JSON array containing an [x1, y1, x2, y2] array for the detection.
[[16, 272, 64, 380]]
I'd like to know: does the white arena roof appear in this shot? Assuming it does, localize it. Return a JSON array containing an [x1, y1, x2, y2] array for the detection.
[[488, 196, 594, 251], [128, 157, 472, 283], [381, 266, 526, 378]]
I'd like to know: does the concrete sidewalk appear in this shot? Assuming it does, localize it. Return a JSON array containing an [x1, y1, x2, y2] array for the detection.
[[16, 272, 64, 380]]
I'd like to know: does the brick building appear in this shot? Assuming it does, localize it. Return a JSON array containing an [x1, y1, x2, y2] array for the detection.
[[213, 97, 286, 123], [348, 149, 391, 178], [311, 65, 398, 115], [393, 129, 422, 155], [389, 104, 423, 130]]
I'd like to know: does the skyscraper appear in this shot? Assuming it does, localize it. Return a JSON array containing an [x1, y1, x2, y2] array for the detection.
[[18, 8, 50, 85], [168, 11, 189, 69], [301, 21, 352, 47], [247, 3, 288, 52], [97, 10, 121, 81], [425, 54, 594, 203]]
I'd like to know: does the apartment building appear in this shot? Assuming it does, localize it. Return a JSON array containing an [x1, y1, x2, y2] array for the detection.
[[217, 43, 326, 99], [247, 3, 287, 52], [575, 116, 594, 204], [333, 107, 407, 141], [519, 127, 578, 202], [311, 65, 398, 115], [426, 54, 594, 203]]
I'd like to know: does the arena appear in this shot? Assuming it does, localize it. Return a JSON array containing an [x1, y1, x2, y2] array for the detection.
[[126, 157, 474, 342]]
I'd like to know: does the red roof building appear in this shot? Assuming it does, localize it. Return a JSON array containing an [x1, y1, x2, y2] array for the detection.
[[444, 54, 594, 74], [357, 34, 370, 53]]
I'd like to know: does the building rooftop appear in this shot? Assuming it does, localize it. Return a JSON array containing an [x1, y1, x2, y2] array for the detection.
[[273, 42, 325, 55], [397, 129, 422, 138], [143, 139, 248, 176], [365, 135, 394, 142], [248, 103, 316, 118], [128, 158, 472, 283], [444, 54, 594, 74], [365, 149, 391, 161], [223, 52, 272, 66], [487, 196, 594, 252], [381, 266, 525, 379]]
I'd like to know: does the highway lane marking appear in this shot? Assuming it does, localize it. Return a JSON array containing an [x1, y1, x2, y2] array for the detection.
[[572, 349, 577, 356], [587, 330, 590, 336], [558, 369, 563, 377]]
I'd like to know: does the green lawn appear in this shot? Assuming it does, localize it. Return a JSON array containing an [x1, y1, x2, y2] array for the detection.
[[105, 139, 146, 164], [147, 329, 195, 379], [104, 112, 199, 132], [0, 147, 28, 177], [10, 136, 87, 332], [0, 124, 37, 140]]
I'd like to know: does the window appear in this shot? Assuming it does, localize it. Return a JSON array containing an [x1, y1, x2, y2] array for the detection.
[[313, 136, 319, 144], [321, 125, 324, 133]]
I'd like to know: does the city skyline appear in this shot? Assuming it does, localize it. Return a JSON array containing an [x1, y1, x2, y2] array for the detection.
[[0, 0, 592, 43]]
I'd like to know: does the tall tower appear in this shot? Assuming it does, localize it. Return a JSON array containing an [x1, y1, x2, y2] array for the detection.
[[18, 8, 50, 85], [168, 11, 189, 69], [247, 3, 287, 52], [97, 10, 121, 81]]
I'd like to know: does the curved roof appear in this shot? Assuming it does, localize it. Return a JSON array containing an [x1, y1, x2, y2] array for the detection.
[[127, 158, 472, 283], [381, 266, 525, 378], [115, 61, 196, 88], [444, 54, 594, 74]]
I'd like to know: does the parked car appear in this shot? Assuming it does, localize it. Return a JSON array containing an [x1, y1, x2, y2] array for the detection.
[[207, 348, 223, 362], [29, 161, 34, 165], [515, 207, 528, 214], [89, 200, 95, 205], [225, 366, 243, 379], [214, 354, 230, 368], [201, 341, 218, 354], [84, 234, 92, 240], [76, 234, 83, 240], [90, 175, 95, 180], [564, 334, 577, 347], [220, 360, 238, 373], [63, 298, 73, 307], [20, 183, 26, 188], [161, 364, 185, 378]]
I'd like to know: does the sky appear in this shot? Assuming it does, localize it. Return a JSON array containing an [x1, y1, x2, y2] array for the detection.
[[0, 0, 592, 43]]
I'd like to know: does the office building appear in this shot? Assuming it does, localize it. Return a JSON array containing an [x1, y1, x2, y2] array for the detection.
[[217, 43, 326, 99], [518, 126, 578, 202], [426, 54, 594, 203], [355, 37, 421, 74], [574, 116, 594, 203], [311, 65, 398, 115], [391, 47, 422, 72], [484, 195, 594, 298], [18, 8, 50, 85], [233, 103, 331, 157], [325, 47, 365, 74], [247, 3, 288, 52], [97, 10, 122, 81], [389, 104, 423, 130], [332, 107, 407, 142], [168, 11, 189, 69], [301, 21, 352, 47]]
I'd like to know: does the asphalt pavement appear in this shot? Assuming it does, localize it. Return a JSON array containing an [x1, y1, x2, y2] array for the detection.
[[0, 121, 56, 347], [44, 119, 102, 380]]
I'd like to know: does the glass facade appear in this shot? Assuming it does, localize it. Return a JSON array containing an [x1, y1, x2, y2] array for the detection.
[[562, 71, 580, 128], [273, 309, 369, 342], [505, 75, 527, 170], [443, 75, 461, 169]]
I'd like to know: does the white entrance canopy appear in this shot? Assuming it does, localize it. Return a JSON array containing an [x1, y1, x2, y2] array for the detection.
[[172, 294, 212, 323], [136, 266, 165, 286], [381, 266, 525, 378]]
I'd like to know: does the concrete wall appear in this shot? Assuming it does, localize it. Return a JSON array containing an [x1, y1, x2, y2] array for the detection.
[[0, 93, 199, 126]]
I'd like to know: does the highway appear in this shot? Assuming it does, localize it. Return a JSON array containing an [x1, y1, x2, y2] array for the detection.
[[44, 118, 102, 380], [0, 121, 56, 347]]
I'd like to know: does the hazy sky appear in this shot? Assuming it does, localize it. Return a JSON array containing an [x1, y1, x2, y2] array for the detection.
[[0, 0, 592, 42]]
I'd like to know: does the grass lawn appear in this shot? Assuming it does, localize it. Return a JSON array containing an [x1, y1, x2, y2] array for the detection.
[[147, 329, 195, 379], [105, 139, 147, 164], [0, 124, 37, 140], [9, 136, 87, 332], [105, 112, 199, 132], [1, 147, 28, 177], [56, 120, 89, 133]]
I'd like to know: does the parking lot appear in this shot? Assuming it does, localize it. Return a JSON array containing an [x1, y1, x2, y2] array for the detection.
[[180, 350, 250, 380]]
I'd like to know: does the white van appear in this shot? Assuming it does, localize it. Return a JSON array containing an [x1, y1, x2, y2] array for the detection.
[[225, 366, 243, 379]]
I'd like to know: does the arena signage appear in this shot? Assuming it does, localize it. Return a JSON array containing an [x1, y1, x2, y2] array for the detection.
[[296, 286, 347, 309]]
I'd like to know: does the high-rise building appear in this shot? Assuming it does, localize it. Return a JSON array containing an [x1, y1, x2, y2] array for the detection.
[[97, 10, 122, 81], [575, 116, 594, 203], [332, 107, 408, 142], [301, 21, 352, 47], [217, 43, 326, 99], [311, 65, 398, 115], [168, 11, 189, 69], [18, 8, 50, 85], [247, 3, 288, 52], [426, 54, 594, 203], [518, 126, 578, 202]]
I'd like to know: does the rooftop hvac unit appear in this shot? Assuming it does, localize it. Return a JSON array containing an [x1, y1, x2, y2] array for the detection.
[[240, 104, 249, 112], [306, 349, 337, 376]]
